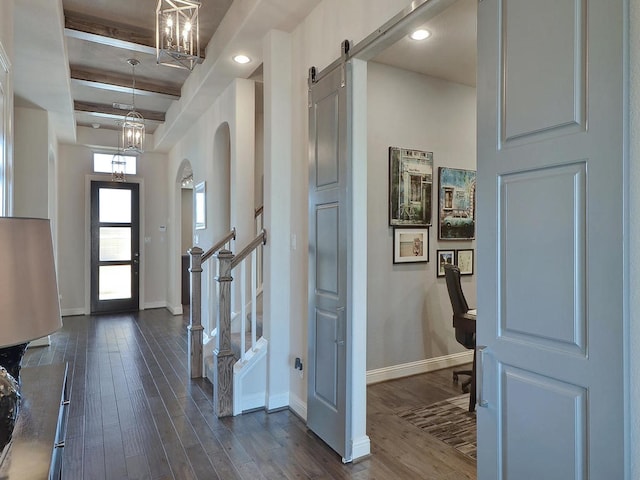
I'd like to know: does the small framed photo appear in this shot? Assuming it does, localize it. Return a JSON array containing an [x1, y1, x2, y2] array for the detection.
[[456, 249, 474, 275], [194, 181, 206, 230], [393, 228, 429, 264], [436, 249, 455, 277]]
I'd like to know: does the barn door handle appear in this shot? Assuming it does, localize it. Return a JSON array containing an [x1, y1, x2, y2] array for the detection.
[[336, 307, 345, 346], [476, 345, 488, 408]]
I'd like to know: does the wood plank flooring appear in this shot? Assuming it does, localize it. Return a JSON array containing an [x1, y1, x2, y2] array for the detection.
[[23, 309, 476, 480]]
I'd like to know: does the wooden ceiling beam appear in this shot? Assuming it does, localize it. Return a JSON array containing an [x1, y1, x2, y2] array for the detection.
[[64, 10, 156, 55], [71, 67, 181, 100], [64, 10, 205, 60], [74, 101, 166, 123]]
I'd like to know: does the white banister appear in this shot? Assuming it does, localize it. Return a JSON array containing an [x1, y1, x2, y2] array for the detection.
[[240, 260, 247, 361], [251, 250, 257, 350]]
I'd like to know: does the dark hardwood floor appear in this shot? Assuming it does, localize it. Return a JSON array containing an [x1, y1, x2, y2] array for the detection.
[[23, 309, 476, 480]]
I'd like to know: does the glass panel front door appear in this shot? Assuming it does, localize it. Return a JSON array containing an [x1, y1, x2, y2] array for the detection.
[[91, 181, 140, 313]]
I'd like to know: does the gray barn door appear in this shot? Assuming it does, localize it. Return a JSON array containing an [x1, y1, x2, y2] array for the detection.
[[476, 0, 626, 478], [307, 62, 350, 461]]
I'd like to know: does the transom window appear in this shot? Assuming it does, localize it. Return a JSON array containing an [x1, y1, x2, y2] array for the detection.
[[93, 153, 137, 175]]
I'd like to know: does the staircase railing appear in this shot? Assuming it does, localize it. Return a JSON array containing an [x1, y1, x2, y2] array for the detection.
[[213, 228, 267, 417], [187, 228, 236, 379]]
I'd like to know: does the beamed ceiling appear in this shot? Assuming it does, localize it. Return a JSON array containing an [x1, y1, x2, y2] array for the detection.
[[63, 0, 233, 134], [11, 0, 475, 150]]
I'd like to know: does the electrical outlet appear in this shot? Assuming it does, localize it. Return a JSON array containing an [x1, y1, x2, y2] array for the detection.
[[294, 357, 303, 370]]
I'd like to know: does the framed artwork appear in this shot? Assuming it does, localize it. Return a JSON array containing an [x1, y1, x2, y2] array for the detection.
[[437, 249, 455, 277], [393, 227, 429, 264], [389, 147, 433, 227], [194, 181, 206, 230], [456, 249, 474, 275], [438, 167, 476, 240]]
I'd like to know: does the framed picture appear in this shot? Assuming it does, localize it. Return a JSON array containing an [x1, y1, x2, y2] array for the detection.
[[456, 249, 474, 275], [389, 147, 433, 227], [436, 249, 455, 277], [438, 167, 476, 240], [194, 181, 206, 230], [393, 227, 429, 264]]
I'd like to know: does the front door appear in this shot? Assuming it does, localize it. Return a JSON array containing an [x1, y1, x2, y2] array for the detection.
[[90, 181, 140, 313], [307, 62, 350, 461], [477, 0, 626, 478]]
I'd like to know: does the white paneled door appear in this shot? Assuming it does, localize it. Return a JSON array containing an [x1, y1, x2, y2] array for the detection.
[[477, 0, 627, 478]]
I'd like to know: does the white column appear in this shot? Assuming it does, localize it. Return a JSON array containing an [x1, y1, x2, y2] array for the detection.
[[263, 30, 292, 410], [348, 58, 370, 460]]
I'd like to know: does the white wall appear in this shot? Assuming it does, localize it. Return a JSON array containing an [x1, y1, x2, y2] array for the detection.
[[181, 188, 193, 253], [14, 106, 48, 217], [57, 127, 169, 314], [367, 62, 477, 370], [288, 0, 416, 416], [166, 78, 255, 322]]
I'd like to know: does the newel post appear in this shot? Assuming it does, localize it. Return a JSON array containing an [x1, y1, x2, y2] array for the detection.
[[188, 246, 204, 379], [214, 249, 235, 417]]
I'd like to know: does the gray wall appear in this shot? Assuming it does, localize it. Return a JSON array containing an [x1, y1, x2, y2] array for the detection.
[[367, 61, 477, 370]]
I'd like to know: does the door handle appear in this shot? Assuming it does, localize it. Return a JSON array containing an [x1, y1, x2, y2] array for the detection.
[[476, 345, 488, 408], [336, 307, 345, 346]]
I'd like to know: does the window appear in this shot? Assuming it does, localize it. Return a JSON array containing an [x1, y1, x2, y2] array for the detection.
[[93, 153, 137, 175]]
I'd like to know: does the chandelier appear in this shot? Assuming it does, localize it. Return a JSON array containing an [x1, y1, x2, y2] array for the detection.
[[122, 59, 145, 154], [156, 0, 201, 70]]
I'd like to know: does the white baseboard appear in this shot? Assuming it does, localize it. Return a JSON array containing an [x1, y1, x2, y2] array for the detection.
[[349, 435, 371, 463], [167, 304, 184, 315], [241, 393, 267, 413], [288, 392, 307, 421], [266, 392, 289, 412], [366, 351, 474, 385], [143, 301, 167, 310], [61, 308, 85, 317]]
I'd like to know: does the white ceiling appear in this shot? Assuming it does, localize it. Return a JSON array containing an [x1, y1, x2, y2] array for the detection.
[[373, 0, 477, 87]]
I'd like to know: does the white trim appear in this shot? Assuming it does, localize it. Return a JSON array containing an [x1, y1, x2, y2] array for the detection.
[[143, 301, 167, 310], [62, 308, 86, 317], [167, 304, 184, 315], [233, 337, 268, 415], [366, 351, 474, 385], [349, 435, 371, 463], [0, 40, 12, 216], [266, 391, 289, 412], [288, 391, 307, 421], [84, 175, 145, 314]]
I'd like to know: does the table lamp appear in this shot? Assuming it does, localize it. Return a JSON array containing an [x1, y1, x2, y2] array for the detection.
[[0, 217, 62, 451]]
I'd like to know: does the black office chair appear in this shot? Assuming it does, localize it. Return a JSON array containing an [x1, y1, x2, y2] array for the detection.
[[443, 264, 475, 393]]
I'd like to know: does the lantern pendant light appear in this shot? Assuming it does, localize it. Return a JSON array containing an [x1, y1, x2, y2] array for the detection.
[[156, 0, 201, 70], [122, 59, 145, 154]]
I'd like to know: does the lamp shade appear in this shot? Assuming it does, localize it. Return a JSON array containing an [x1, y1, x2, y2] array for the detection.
[[0, 218, 62, 348]]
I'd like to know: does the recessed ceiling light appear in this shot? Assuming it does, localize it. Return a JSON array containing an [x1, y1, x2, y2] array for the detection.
[[233, 54, 251, 64], [410, 29, 431, 41]]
